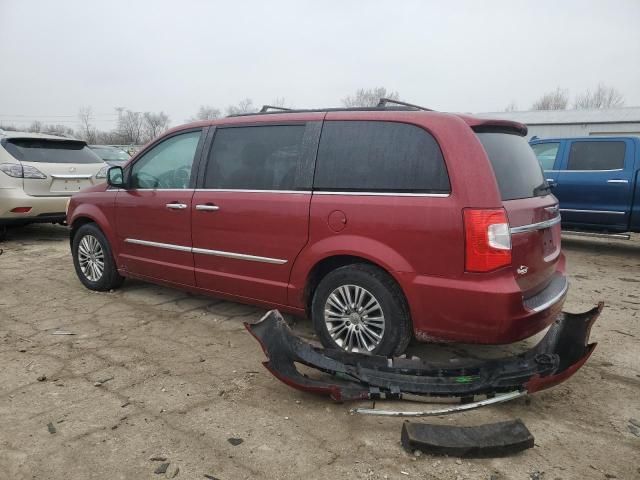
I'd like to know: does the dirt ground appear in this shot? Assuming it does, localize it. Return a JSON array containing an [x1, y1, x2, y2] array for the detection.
[[0, 224, 638, 480]]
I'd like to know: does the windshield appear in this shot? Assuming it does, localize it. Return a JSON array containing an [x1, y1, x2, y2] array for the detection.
[[90, 146, 131, 162], [3, 138, 103, 164], [476, 132, 548, 201]]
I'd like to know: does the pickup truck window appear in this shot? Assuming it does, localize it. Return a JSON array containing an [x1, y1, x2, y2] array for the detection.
[[567, 141, 625, 171], [531, 142, 560, 170]]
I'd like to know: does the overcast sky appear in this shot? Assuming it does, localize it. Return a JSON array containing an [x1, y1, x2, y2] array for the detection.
[[1, 0, 639, 130]]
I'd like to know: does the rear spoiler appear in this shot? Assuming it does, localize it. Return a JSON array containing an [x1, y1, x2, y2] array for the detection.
[[457, 114, 528, 137]]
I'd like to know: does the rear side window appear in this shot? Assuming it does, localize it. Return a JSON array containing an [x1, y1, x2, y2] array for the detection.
[[476, 133, 546, 201], [531, 142, 560, 170], [205, 125, 305, 190], [567, 141, 625, 170], [314, 121, 450, 193], [2, 139, 102, 164]]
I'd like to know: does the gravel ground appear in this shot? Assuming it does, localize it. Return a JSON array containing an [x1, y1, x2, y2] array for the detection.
[[0, 224, 638, 480]]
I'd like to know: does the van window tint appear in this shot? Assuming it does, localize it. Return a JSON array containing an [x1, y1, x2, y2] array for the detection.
[[531, 142, 560, 170], [314, 121, 449, 193], [567, 141, 625, 170], [3, 139, 102, 164], [476, 132, 547, 201], [205, 125, 305, 190]]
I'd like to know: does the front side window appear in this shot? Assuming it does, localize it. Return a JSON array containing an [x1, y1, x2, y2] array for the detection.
[[530, 142, 560, 170], [204, 125, 305, 190], [314, 121, 450, 193], [567, 141, 626, 171], [130, 131, 201, 189]]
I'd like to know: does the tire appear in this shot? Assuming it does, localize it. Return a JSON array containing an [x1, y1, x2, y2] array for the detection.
[[72, 223, 124, 291], [311, 263, 411, 356]]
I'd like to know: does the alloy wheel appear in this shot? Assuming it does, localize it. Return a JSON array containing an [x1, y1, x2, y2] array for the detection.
[[324, 284, 385, 352], [77, 234, 105, 282]]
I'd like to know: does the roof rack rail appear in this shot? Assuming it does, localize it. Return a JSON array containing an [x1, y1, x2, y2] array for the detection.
[[259, 105, 293, 113], [377, 98, 433, 111]]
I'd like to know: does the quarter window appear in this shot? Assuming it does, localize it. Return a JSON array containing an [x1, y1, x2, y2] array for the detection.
[[314, 121, 450, 193], [204, 125, 306, 190], [567, 141, 625, 171], [130, 131, 201, 189], [531, 142, 560, 170]]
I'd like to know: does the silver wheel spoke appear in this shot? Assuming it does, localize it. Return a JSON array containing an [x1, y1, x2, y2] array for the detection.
[[77, 234, 105, 282], [324, 284, 385, 353]]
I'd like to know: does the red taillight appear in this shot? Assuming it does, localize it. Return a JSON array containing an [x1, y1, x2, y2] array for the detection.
[[10, 207, 32, 213], [464, 208, 512, 272]]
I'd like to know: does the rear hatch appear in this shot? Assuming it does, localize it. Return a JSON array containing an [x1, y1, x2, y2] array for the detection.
[[476, 130, 561, 297], [2, 138, 104, 196]]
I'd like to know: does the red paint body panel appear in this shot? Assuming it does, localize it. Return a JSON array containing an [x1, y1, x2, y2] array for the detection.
[[67, 110, 567, 346], [114, 189, 195, 285], [191, 191, 311, 304]]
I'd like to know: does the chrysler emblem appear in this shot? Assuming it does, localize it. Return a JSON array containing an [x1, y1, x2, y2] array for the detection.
[[517, 265, 529, 275]]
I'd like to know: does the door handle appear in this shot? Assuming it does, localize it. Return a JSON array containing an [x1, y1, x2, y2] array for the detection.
[[166, 203, 188, 209], [607, 179, 628, 184], [195, 204, 220, 211]]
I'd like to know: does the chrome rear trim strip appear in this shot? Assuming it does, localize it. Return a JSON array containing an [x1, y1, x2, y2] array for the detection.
[[560, 208, 625, 215], [124, 238, 287, 265], [51, 174, 93, 179], [510, 215, 561, 234]]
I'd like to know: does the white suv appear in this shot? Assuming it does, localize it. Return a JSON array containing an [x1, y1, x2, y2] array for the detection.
[[0, 130, 107, 238]]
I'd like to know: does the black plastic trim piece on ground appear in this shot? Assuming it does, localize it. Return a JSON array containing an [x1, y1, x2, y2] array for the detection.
[[400, 419, 534, 458], [244, 303, 602, 402]]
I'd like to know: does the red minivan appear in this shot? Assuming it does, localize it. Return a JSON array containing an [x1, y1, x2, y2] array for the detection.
[[67, 104, 567, 356]]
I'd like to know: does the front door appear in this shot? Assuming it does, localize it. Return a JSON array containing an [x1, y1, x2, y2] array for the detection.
[[555, 139, 634, 230], [191, 121, 320, 305], [115, 129, 204, 286]]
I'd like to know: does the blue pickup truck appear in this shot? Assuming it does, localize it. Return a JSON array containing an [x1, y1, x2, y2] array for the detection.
[[530, 136, 640, 235]]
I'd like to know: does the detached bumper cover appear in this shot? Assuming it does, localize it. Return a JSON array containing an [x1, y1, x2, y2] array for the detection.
[[245, 303, 602, 402]]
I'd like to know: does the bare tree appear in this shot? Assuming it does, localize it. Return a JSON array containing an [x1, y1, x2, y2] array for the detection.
[[116, 109, 144, 144], [531, 88, 569, 110], [225, 98, 256, 116], [27, 120, 43, 133], [342, 87, 400, 107], [504, 101, 518, 112], [77, 106, 97, 143], [189, 105, 221, 122], [574, 84, 624, 109], [143, 111, 170, 142], [43, 124, 75, 137]]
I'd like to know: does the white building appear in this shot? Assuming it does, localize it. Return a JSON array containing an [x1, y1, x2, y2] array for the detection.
[[476, 107, 640, 140]]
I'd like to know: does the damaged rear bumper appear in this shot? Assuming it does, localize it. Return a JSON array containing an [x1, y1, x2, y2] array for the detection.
[[245, 303, 602, 403]]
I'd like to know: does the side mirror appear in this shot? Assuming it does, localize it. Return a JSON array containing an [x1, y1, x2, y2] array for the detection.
[[107, 166, 125, 188]]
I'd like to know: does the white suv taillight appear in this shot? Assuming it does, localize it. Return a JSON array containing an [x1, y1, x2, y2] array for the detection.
[[0, 163, 47, 179], [464, 208, 512, 272]]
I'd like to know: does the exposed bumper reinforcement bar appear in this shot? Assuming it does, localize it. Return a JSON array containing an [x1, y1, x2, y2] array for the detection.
[[245, 303, 602, 406]]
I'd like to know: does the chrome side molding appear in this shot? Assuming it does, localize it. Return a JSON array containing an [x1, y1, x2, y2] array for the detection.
[[124, 238, 287, 265]]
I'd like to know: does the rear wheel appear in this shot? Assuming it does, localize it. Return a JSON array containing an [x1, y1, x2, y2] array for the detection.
[[72, 223, 124, 291], [311, 264, 411, 356]]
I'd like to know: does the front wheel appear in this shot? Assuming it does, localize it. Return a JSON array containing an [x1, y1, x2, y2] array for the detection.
[[311, 264, 411, 356], [72, 223, 124, 291]]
